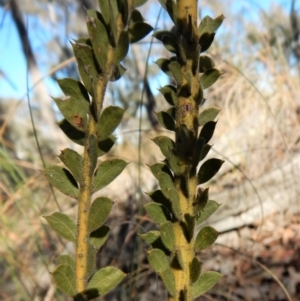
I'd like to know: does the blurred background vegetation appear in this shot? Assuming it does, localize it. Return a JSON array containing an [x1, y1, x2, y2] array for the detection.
[[0, 0, 300, 300]]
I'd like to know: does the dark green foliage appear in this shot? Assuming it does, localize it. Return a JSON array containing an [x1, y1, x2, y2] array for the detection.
[[44, 1, 149, 299]]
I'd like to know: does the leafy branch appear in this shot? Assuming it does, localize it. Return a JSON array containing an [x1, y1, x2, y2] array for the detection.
[[43, 1, 153, 300]]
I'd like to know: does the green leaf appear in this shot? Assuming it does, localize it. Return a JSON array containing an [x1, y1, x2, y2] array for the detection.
[[130, 9, 144, 23], [89, 225, 110, 250], [153, 30, 176, 42], [199, 121, 216, 144], [85, 244, 97, 280], [194, 187, 209, 212], [198, 15, 225, 36], [200, 144, 212, 161], [71, 42, 99, 96], [165, 0, 177, 25], [156, 111, 175, 131], [200, 68, 222, 89], [58, 148, 82, 184], [97, 106, 125, 140], [147, 248, 169, 273], [129, 22, 153, 43], [56, 255, 75, 270], [98, 1, 109, 25], [88, 197, 113, 232], [144, 203, 168, 225], [199, 32, 215, 53], [114, 30, 129, 63], [140, 230, 160, 244], [153, 136, 175, 158], [159, 221, 175, 251], [192, 271, 222, 298], [199, 55, 215, 73], [147, 190, 172, 215], [51, 264, 76, 297], [133, 0, 148, 7], [93, 159, 128, 192], [168, 61, 182, 84], [97, 135, 117, 157], [193, 137, 205, 165], [158, 85, 178, 106], [58, 118, 85, 146], [162, 34, 177, 53], [149, 165, 182, 219], [190, 257, 202, 283], [161, 268, 176, 296], [86, 267, 126, 298], [155, 58, 173, 77], [44, 212, 76, 242], [195, 226, 219, 251], [197, 158, 224, 184], [86, 11, 109, 70], [44, 165, 79, 199], [183, 213, 195, 242], [53, 79, 89, 132], [198, 107, 220, 126], [196, 200, 221, 225], [110, 63, 127, 81]]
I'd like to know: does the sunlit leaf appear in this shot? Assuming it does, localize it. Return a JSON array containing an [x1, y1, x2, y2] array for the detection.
[[196, 200, 221, 225], [192, 271, 222, 298], [147, 248, 169, 273], [97, 106, 125, 140], [93, 159, 128, 192], [44, 165, 79, 199], [88, 197, 113, 232], [51, 264, 76, 297], [44, 212, 76, 242], [86, 267, 126, 298], [58, 148, 82, 184], [195, 226, 219, 251]]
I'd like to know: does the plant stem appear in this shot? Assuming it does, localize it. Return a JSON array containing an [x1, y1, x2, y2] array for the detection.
[[171, 0, 199, 300], [75, 75, 107, 297]]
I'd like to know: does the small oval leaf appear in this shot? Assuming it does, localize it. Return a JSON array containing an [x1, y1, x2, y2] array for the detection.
[[87, 266, 126, 298], [160, 221, 175, 251], [44, 165, 79, 199], [144, 203, 168, 225], [200, 68, 222, 89], [199, 55, 215, 73], [199, 121, 216, 144], [156, 111, 175, 131], [195, 226, 219, 251], [89, 225, 110, 250], [58, 118, 85, 146], [58, 148, 82, 184], [97, 106, 125, 140], [196, 200, 221, 225], [158, 85, 178, 106], [56, 255, 75, 270], [161, 268, 176, 296], [129, 22, 153, 43], [197, 158, 224, 184], [198, 107, 220, 126], [88, 197, 113, 232], [51, 264, 76, 297], [147, 248, 169, 273], [192, 271, 223, 298], [93, 159, 128, 192], [44, 212, 76, 242]]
